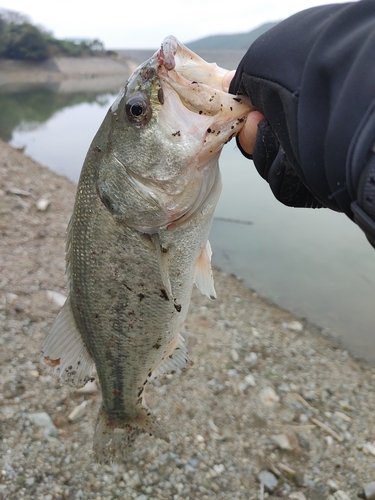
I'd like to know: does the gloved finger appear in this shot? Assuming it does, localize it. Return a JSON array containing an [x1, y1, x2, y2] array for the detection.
[[252, 118, 280, 180], [237, 111, 264, 157]]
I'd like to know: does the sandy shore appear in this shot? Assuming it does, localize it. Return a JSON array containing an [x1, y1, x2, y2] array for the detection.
[[1, 139, 375, 499]]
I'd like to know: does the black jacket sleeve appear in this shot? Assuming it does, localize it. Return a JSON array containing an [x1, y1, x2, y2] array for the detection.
[[229, 0, 375, 246]]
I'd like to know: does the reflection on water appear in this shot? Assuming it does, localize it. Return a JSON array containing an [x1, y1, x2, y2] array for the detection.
[[1, 69, 375, 364]]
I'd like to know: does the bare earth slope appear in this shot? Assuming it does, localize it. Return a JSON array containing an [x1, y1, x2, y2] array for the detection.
[[0, 139, 375, 499]]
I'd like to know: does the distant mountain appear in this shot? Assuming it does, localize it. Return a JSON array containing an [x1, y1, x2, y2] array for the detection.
[[186, 22, 280, 51]]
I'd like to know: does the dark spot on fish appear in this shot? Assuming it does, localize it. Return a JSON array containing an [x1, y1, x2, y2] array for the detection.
[[148, 371, 152, 377], [68, 366, 72, 370], [207, 128, 212, 133], [143, 380, 147, 385], [138, 293, 145, 301], [161, 246, 168, 253], [230, 106, 233, 111], [124, 283, 133, 292], [199, 110, 203, 115], [158, 87, 164, 105], [127, 310, 135, 316], [231, 125, 235, 130], [172, 131, 181, 137], [233, 97, 241, 102], [94, 314, 99, 319], [237, 117, 245, 123], [94, 145, 101, 153], [138, 388, 143, 397], [113, 389, 120, 396], [216, 131, 221, 135], [192, 81, 197, 84], [174, 303, 182, 312], [153, 342, 161, 350], [160, 288, 169, 301], [77, 361, 81, 365]]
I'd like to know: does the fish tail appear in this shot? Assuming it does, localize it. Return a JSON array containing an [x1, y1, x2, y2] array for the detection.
[[93, 404, 169, 463]]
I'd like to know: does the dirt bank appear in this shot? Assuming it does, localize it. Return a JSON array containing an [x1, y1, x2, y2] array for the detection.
[[0, 139, 375, 499], [0, 56, 137, 92]]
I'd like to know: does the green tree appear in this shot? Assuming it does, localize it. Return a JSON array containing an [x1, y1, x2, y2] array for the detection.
[[1, 22, 49, 61]]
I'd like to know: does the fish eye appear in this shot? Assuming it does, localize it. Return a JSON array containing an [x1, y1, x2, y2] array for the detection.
[[125, 92, 151, 126]]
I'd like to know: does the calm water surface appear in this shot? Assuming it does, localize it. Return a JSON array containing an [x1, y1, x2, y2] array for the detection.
[[2, 59, 375, 363]]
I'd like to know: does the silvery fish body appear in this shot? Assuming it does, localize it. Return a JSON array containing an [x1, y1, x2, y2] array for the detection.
[[41, 36, 251, 463]]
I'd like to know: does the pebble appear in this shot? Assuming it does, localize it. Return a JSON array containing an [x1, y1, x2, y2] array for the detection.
[[363, 481, 375, 500], [36, 197, 50, 211], [67, 401, 87, 421], [27, 411, 58, 437], [289, 493, 307, 500], [363, 443, 375, 456], [239, 374, 256, 391], [257, 470, 278, 493], [270, 433, 292, 450], [333, 491, 350, 500], [286, 321, 304, 332], [245, 352, 258, 366], [76, 380, 98, 394], [231, 349, 239, 362], [327, 480, 339, 492], [259, 387, 280, 406]]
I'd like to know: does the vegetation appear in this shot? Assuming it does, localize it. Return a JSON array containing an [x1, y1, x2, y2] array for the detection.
[[0, 8, 115, 62]]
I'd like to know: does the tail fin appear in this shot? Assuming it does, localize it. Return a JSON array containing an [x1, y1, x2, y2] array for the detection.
[[93, 405, 169, 463]]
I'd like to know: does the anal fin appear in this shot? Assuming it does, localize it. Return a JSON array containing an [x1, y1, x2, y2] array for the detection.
[[194, 240, 216, 299], [152, 334, 190, 378], [40, 296, 95, 387]]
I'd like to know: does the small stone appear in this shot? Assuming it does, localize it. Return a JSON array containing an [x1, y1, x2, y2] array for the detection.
[[257, 470, 278, 493], [36, 198, 51, 211], [135, 495, 148, 500], [76, 380, 98, 394], [287, 321, 303, 332], [196, 434, 205, 443], [333, 491, 350, 500], [259, 387, 280, 406], [27, 412, 58, 436], [363, 442, 375, 456], [289, 493, 306, 500], [231, 349, 239, 362], [325, 436, 334, 446], [68, 401, 87, 421], [213, 464, 225, 475], [270, 433, 292, 450], [25, 477, 35, 486], [245, 352, 258, 366], [327, 480, 339, 492], [363, 481, 375, 500], [46, 290, 67, 307]]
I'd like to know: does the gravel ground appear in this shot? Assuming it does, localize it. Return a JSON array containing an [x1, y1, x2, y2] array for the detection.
[[1, 138, 375, 500]]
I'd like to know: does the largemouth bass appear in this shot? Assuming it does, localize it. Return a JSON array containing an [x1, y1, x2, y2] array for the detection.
[[41, 36, 251, 463]]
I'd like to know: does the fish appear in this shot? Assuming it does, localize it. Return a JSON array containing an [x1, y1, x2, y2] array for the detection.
[[40, 35, 252, 463]]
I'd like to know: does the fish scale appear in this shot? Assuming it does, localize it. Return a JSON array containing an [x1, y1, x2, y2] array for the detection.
[[41, 35, 252, 463]]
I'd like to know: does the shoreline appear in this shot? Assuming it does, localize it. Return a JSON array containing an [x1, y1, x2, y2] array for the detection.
[[1, 140, 375, 498]]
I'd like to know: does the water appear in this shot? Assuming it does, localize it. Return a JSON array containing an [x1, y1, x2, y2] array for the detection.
[[2, 58, 375, 363]]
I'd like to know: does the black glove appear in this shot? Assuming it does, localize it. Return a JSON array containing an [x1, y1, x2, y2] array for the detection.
[[229, 0, 375, 230]]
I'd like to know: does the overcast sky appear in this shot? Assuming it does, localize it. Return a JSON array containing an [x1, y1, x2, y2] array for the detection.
[[0, 0, 356, 49]]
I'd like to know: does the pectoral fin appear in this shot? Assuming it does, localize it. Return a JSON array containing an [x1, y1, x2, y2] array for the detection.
[[152, 334, 190, 378], [194, 240, 216, 299], [40, 297, 95, 387]]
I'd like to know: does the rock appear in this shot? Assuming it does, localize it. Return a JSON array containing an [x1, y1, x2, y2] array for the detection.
[[287, 321, 304, 332], [46, 290, 67, 307], [76, 380, 98, 394], [257, 470, 278, 493], [259, 387, 280, 406], [270, 433, 292, 450], [25, 477, 35, 486], [363, 481, 375, 500], [36, 197, 51, 211], [245, 352, 258, 366], [333, 491, 351, 500], [68, 401, 87, 421], [27, 411, 58, 437], [363, 442, 375, 456], [231, 349, 239, 362], [289, 493, 306, 500], [239, 374, 256, 391], [327, 480, 339, 492]]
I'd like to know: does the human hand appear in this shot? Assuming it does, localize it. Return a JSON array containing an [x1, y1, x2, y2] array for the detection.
[[222, 70, 264, 156]]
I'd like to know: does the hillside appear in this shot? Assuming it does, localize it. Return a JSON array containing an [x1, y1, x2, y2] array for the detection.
[[186, 22, 279, 51]]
